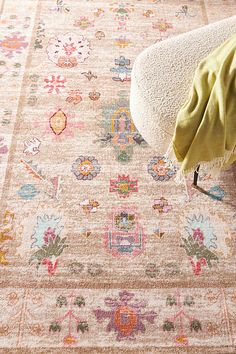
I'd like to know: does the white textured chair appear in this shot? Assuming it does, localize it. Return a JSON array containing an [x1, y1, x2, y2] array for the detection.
[[130, 16, 236, 157]]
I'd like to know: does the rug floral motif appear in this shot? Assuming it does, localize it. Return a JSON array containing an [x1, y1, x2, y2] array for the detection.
[[1, 0, 236, 352]]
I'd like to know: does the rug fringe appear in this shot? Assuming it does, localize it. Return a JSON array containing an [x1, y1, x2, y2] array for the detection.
[[165, 141, 236, 184]]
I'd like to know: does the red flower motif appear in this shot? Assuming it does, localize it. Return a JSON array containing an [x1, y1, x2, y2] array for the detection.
[[43, 227, 56, 244], [190, 257, 207, 275], [193, 228, 204, 244], [42, 258, 59, 275], [44, 74, 66, 94]]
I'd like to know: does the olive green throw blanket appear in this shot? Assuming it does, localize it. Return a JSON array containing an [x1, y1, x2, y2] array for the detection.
[[168, 33, 236, 180]]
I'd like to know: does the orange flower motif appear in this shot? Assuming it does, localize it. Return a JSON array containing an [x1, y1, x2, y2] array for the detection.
[[175, 334, 188, 346], [63, 334, 76, 345], [143, 10, 154, 18], [89, 90, 100, 101], [58, 56, 78, 68], [93, 8, 105, 17], [66, 90, 82, 105], [73, 17, 94, 30], [152, 19, 173, 32], [80, 199, 99, 214], [7, 292, 18, 305], [0, 32, 28, 58], [0, 324, 9, 336], [30, 324, 44, 336]]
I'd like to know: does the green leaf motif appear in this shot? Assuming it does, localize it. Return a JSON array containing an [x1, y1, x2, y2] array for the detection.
[[74, 296, 85, 307], [117, 150, 131, 163], [49, 322, 61, 332], [181, 236, 218, 267], [190, 319, 202, 332], [163, 320, 174, 331], [183, 295, 194, 306], [29, 235, 68, 266], [77, 321, 89, 333], [56, 295, 67, 307], [166, 295, 177, 306]]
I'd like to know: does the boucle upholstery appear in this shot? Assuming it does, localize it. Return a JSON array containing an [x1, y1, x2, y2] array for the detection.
[[130, 16, 236, 154]]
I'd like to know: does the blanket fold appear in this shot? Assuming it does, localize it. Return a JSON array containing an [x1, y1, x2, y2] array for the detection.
[[167, 33, 236, 180]]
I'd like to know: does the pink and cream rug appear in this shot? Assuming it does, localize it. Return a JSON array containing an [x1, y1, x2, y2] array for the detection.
[[1, 0, 236, 352]]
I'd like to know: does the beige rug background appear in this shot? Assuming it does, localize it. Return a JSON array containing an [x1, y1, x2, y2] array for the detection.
[[1, 0, 236, 352]]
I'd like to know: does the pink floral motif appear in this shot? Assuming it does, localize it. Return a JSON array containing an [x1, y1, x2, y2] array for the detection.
[[43, 227, 56, 244], [30, 215, 67, 276], [153, 197, 172, 213], [43, 74, 66, 94], [190, 257, 207, 276], [93, 8, 105, 17], [49, 293, 88, 345], [94, 290, 157, 340], [193, 228, 204, 245], [0, 136, 8, 157], [0, 32, 28, 58], [163, 291, 202, 346], [34, 108, 85, 141], [110, 175, 138, 198], [80, 199, 99, 214], [110, 4, 134, 31], [42, 258, 59, 276], [105, 206, 146, 257], [181, 214, 218, 276], [46, 32, 90, 68]]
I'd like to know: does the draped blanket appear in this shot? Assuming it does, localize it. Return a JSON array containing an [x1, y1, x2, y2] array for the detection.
[[169, 33, 236, 179]]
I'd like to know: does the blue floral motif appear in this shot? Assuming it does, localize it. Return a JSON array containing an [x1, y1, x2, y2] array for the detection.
[[72, 156, 101, 180], [18, 184, 39, 200], [208, 185, 225, 201], [185, 214, 217, 249], [147, 156, 176, 181], [95, 92, 146, 163], [31, 214, 63, 248]]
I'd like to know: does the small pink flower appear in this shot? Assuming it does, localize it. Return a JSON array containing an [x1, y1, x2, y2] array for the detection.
[[153, 197, 172, 213], [63, 42, 77, 56], [0, 136, 8, 155], [44, 74, 66, 94], [44, 227, 56, 244], [193, 228, 204, 244], [80, 199, 99, 214]]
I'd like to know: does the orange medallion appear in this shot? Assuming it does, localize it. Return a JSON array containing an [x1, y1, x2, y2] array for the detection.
[[114, 306, 138, 336], [50, 109, 67, 135]]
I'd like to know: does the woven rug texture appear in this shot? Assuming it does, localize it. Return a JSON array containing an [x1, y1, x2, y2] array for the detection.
[[1, 0, 236, 352]]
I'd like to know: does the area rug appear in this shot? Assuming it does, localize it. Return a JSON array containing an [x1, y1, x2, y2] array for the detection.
[[1, 0, 236, 352]]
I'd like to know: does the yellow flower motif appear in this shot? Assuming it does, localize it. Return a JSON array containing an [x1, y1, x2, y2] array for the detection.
[[152, 19, 173, 32], [63, 334, 76, 345]]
